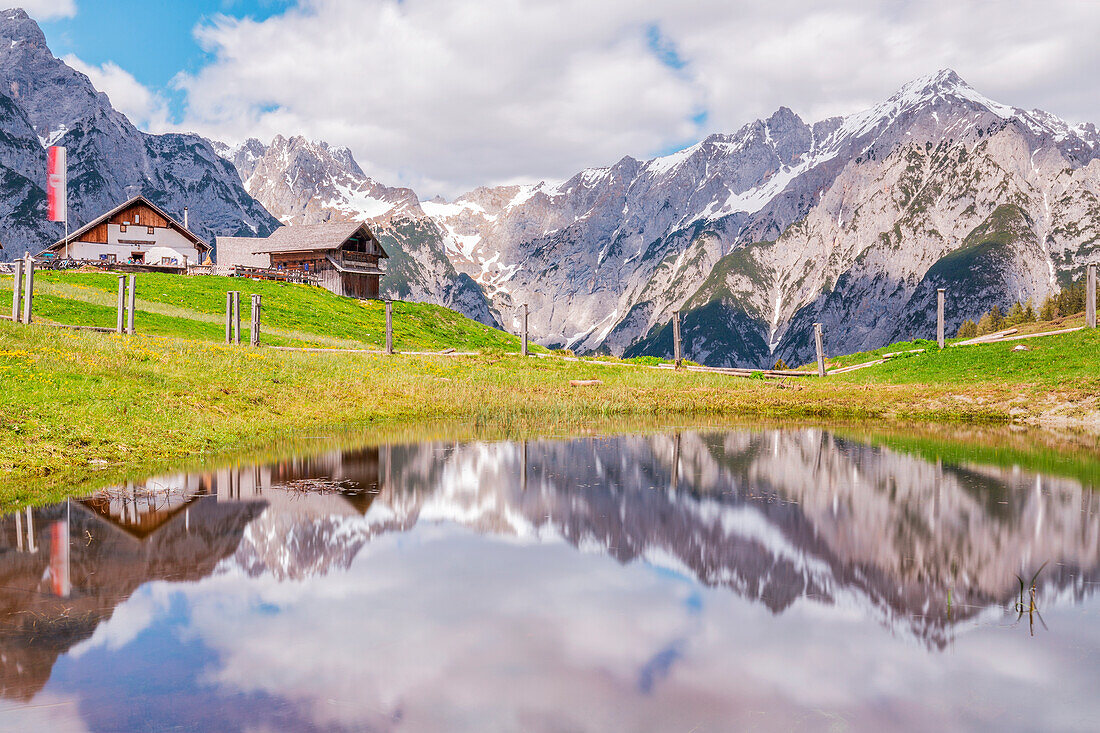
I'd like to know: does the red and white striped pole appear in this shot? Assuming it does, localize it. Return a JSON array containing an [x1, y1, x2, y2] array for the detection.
[[47, 145, 68, 258]]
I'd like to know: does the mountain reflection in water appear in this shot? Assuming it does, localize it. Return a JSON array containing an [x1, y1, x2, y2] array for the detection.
[[1, 428, 1099, 732]]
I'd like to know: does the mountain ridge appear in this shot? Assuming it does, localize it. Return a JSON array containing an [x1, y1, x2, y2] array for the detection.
[[231, 67, 1100, 364]]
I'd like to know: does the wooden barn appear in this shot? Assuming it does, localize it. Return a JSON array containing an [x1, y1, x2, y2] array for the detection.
[[40, 195, 209, 269], [216, 221, 389, 299]]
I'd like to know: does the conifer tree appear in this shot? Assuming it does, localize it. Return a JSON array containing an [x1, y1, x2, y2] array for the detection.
[[989, 305, 1005, 331], [1039, 295, 1056, 322], [1005, 301, 1026, 325]]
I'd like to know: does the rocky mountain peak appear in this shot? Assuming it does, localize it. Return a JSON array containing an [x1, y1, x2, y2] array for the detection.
[[234, 133, 422, 223], [0, 8, 47, 47], [903, 68, 970, 97], [764, 106, 812, 164], [0, 8, 114, 140], [215, 137, 269, 180], [765, 105, 805, 130], [871, 68, 993, 118]]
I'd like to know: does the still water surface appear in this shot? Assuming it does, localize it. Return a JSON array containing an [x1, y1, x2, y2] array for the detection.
[[0, 427, 1099, 731]]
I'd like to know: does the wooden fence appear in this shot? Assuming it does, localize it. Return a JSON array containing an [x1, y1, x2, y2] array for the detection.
[[5, 256, 442, 357]]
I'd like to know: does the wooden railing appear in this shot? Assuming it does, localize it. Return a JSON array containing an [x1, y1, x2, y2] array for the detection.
[[328, 252, 383, 273], [189, 264, 319, 284], [341, 250, 376, 264]]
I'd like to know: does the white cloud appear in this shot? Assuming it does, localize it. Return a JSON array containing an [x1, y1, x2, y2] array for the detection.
[[68, 583, 172, 658], [168, 0, 1100, 197], [656, 0, 1100, 130], [175, 0, 697, 196], [21, 0, 76, 20], [63, 54, 173, 133]]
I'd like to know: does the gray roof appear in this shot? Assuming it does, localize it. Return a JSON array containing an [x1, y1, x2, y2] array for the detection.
[[254, 221, 388, 257], [260, 221, 359, 252], [215, 236, 271, 268]]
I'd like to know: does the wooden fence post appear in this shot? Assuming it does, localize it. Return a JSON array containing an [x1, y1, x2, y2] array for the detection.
[[937, 288, 946, 348], [10, 257, 22, 323], [126, 275, 136, 335], [385, 300, 393, 355], [673, 310, 682, 368], [250, 294, 261, 346], [21, 254, 33, 324], [225, 292, 233, 343], [814, 322, 826, 377], [1088, 264, 1096, 329], [23, 507, 34, 553], [521, 304, 529, 357], [233, 292, 241, 345], [521, 439, 528, 492], [116, 275, 126, 334], [670, 431, 681, 491]]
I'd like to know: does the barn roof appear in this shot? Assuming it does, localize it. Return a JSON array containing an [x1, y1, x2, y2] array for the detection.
[[45, 195, 210, 252], [250, 221, 389, 258]]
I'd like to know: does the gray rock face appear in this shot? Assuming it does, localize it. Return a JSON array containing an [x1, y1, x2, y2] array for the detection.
[[421, 104, 837, 350], [0, 9, 278, 258], [0, 87, 56, 253], [426, 69, 1100, 365], [217, 135, 499, 326], [217, 135, 423, 224]]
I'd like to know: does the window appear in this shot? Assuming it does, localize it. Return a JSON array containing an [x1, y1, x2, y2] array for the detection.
[[120, 224, 127, 232], [99, 253, 116, 263], [160, 256, 178, 265], [147, 226, 155, 235], [134, 213, 139, 224]]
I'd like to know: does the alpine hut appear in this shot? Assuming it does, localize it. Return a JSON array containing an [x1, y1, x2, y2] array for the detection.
[[216, 221, 388, 299], [39, 195, 209, 269]]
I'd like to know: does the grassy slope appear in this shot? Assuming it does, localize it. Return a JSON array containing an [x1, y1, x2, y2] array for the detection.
[[814, 311, 1091, 370], [0, 271, 534, 352], [824, 319, 1098, 387]]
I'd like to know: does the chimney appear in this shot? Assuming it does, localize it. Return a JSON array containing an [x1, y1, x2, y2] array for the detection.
[[183, 207, 189, 229]]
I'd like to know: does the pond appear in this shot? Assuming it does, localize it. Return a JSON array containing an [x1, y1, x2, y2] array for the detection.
[[0, 426, 1098, 731]]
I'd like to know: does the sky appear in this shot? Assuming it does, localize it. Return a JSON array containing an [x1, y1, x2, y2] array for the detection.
[[22, 0, 1100, 197]]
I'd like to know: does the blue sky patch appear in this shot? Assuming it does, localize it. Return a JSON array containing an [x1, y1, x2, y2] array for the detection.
[[645, 24, 687, 71], [40, 0, 295, 122]]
